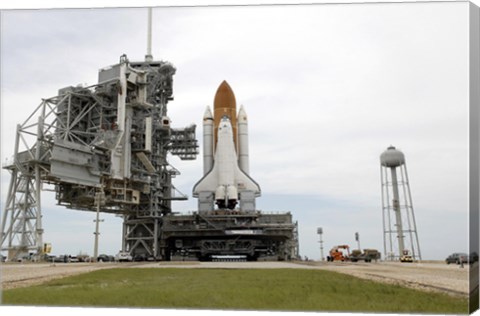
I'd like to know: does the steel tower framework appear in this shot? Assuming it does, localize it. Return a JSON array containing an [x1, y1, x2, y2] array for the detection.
[[380, 146, 421, 261], [1, 55, 198, 261]]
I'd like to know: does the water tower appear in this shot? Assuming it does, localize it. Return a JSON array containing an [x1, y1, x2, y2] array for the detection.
[[380, 146, 421, 261]]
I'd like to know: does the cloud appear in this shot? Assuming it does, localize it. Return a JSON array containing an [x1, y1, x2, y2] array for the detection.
[[1, 2, 472, 260]]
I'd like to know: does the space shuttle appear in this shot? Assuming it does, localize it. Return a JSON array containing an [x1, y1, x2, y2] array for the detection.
[[193, 81, 260, 211]]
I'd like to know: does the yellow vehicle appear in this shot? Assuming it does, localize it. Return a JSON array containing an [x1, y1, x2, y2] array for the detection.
[[400, 249, 413, 262]]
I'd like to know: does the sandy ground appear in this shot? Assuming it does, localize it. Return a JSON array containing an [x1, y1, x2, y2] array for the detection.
[[319, 261, 473, 297], [1, 260, 474, 297], [1, 262, 118, 290]]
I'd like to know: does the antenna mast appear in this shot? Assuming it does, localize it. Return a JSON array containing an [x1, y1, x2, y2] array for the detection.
[[145, 7, 153, 62]]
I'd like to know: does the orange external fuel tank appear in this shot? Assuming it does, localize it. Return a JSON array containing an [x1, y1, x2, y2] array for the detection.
[[213, 80, 237, 150]]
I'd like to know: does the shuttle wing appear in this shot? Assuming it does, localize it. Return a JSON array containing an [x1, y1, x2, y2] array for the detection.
[[192, 165, 217, 195], [192, 161, 261, 196], [234, 166, 261, 195]]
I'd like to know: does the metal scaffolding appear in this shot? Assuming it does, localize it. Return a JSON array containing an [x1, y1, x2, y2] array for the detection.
[[1, 56, 198, 261]]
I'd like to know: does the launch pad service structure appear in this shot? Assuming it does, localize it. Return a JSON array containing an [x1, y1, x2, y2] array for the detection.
[[1, 12, 298, 262], [1, 53, 198, 261]]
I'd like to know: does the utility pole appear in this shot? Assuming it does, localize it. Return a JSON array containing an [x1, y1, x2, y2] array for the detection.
[[317, 227, 324, 261], [93, 187, 105, 262], [145, 7, 153, 62], [355, 232, 361, 251]]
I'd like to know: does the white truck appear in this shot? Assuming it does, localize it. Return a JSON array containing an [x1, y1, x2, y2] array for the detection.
[[115, 251, 133, 262]]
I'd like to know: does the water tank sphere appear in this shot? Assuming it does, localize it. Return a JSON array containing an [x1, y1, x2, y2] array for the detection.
[[380, 146, 405, 167]]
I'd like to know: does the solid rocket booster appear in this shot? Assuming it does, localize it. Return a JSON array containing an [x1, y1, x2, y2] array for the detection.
[[194, 80, 260, 210], [202, 106, 214, 174], [237, 104, 249, 174]]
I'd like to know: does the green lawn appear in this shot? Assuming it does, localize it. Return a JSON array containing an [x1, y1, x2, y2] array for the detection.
[[1, 268, 468, 313]]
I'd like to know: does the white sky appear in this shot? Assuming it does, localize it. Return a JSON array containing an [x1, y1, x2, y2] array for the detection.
[[0, 0, 475, 265]]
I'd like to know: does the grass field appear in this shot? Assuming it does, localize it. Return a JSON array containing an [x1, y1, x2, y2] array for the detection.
[[2, 268, 468, 313]]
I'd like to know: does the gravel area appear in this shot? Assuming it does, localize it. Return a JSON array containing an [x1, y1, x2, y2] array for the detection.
[[1, 260, 473, 297], [1, 262, 117, 290], [318, 261, 472, 297]]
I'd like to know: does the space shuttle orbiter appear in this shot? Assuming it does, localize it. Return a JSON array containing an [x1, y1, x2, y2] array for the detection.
[[193, 81, 260, 211]]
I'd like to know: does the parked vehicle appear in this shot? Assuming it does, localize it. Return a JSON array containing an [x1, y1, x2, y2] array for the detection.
[[115, 251, 133, 262], [97, 254, 114, 262], [77, 254, 91, 262], [133, 253, 147, 261], [399, 249, 414, 263], [46, 255, 64, 263], [400, 254, 413, 263], [446, 253, 470, 264], [17, 255, 33, 262], [44, 254, 55, 262], [350, 249, 381, 262], [58, 255, 70, 263], [327, 245, 350, 262]]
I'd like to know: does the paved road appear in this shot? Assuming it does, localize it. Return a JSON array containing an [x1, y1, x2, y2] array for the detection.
[[1, 260, 473, 297]]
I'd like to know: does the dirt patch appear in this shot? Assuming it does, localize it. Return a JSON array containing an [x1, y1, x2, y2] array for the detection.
[[317, 261, 471, 297], [1, 262, 117, 290]]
